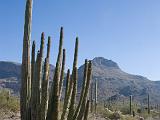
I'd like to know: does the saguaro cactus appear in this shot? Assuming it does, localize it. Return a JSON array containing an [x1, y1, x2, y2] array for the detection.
[[148, 94, 150, 114], [130, 95, 132, 115]]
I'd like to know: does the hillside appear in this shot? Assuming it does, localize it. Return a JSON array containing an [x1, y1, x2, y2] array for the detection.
[[78, 57, 160, 104], [0, 58, 160, 104]]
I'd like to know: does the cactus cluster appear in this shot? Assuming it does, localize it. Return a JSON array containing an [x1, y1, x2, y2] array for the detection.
[[20, 0, 92, 120]]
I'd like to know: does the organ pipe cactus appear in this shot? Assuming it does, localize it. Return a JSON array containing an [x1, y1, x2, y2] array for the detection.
[[72, 59, 88, 120], [83, 100, 90, 120], [59, 49, 66, 99], [41, 37, 51, 120], [77, 61, 92, 120], [68, 38, 79, 120], [61, 69, 73, 120], [21, 0, 32, 119], [21, 0, 92, 120], [47, 27, 63, 120]]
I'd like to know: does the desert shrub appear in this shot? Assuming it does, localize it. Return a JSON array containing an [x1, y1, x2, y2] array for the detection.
[[137, 108, 142, 113], [120, 105, 130, 115], [108, 112, 121, 120], [0, 89, 19, 112]]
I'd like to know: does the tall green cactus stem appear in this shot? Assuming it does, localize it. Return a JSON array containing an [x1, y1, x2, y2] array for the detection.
[[72, 59, 88, 120], [83, 100, 90, 120], [36, 32, 45, 120], [67, 38, 79, 120], [41, 37, 51, 120], [68, 67, 78, 120], [21, 0, 32, 119], [41, 58, 50, 120], [129, 95, 132, 115], [31, 41, 36, 120], [31, 41, 35, 95], [46, 36, 51, 59], [90, 83, 93, 113], [77, 61, 92, 120], [59, 49, 66, 99], [61, 69, 73, 120], [73, 37, 78, 69], [148, 94, 150, 114], [95, 79, 97, 114], [31, 51, 40, 120], [47, 27, 63, 120]]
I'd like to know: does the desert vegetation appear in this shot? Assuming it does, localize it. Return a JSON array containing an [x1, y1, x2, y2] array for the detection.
[[20, 0, 92, 120], [1, 0, 160, 120]]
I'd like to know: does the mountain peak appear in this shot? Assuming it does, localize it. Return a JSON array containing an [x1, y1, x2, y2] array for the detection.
[[92, 57, 119, 69]]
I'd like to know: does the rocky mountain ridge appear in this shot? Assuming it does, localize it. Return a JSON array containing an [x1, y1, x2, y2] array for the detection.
[[0, 57, 160, 104]]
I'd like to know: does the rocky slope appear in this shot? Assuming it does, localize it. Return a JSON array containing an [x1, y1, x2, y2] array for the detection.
[[0, 58, 160, 104], [78, 57, 160, 104]]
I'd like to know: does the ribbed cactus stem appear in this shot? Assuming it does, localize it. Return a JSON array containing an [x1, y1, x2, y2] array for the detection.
[[61, 69, 73, 120], [77, 60, 92, 120], [31, 41, 35, 94], [68, 67, 78, 120], [41, 58, 50, 120], [31, 51, 40, 120], [30, 41, 36, 120], [73, 37, 78, 69], [148, 94, 150, 114], [130, 95, 132, 115], [95, 79, 97, 114], [83, 100, 90, 120], [21, 0, 32, 119], [47, 27, 63, 120], [36, 32, 45, 120], [90, 83, 93, 113], [72, 59, 88, 120], [67, 38, 79, 120], [47, 36, 51, 59], [59, 49, 66, 99], [41, 37, 51, 120], [64, 69, 70, 100]]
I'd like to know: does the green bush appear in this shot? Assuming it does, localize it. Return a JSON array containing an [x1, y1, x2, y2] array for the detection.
[[0, 89, 19, 112]]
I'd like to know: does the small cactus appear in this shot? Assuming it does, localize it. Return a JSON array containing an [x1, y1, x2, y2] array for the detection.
[[95, 79, 98, 114], [130, 95, 132, 115], [148, 94, 150, 114]]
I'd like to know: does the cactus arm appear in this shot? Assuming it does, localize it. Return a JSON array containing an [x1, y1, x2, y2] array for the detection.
[[47, 27, 63, 120], [59, 49, 66, 99], [21, 0, 33, 119], [72, 59, 88, 120]]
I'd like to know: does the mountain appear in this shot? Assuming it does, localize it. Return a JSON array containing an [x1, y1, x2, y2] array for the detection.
[[78, 57, 160, 104], [0, 61, 55, 94], [0, 58, 160, 104]]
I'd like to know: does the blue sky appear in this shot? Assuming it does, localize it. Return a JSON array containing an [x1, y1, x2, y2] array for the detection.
[[0, 0, 160, 80]]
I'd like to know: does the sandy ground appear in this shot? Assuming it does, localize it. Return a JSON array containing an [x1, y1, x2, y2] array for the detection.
[[1, 111, 160, 120]]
